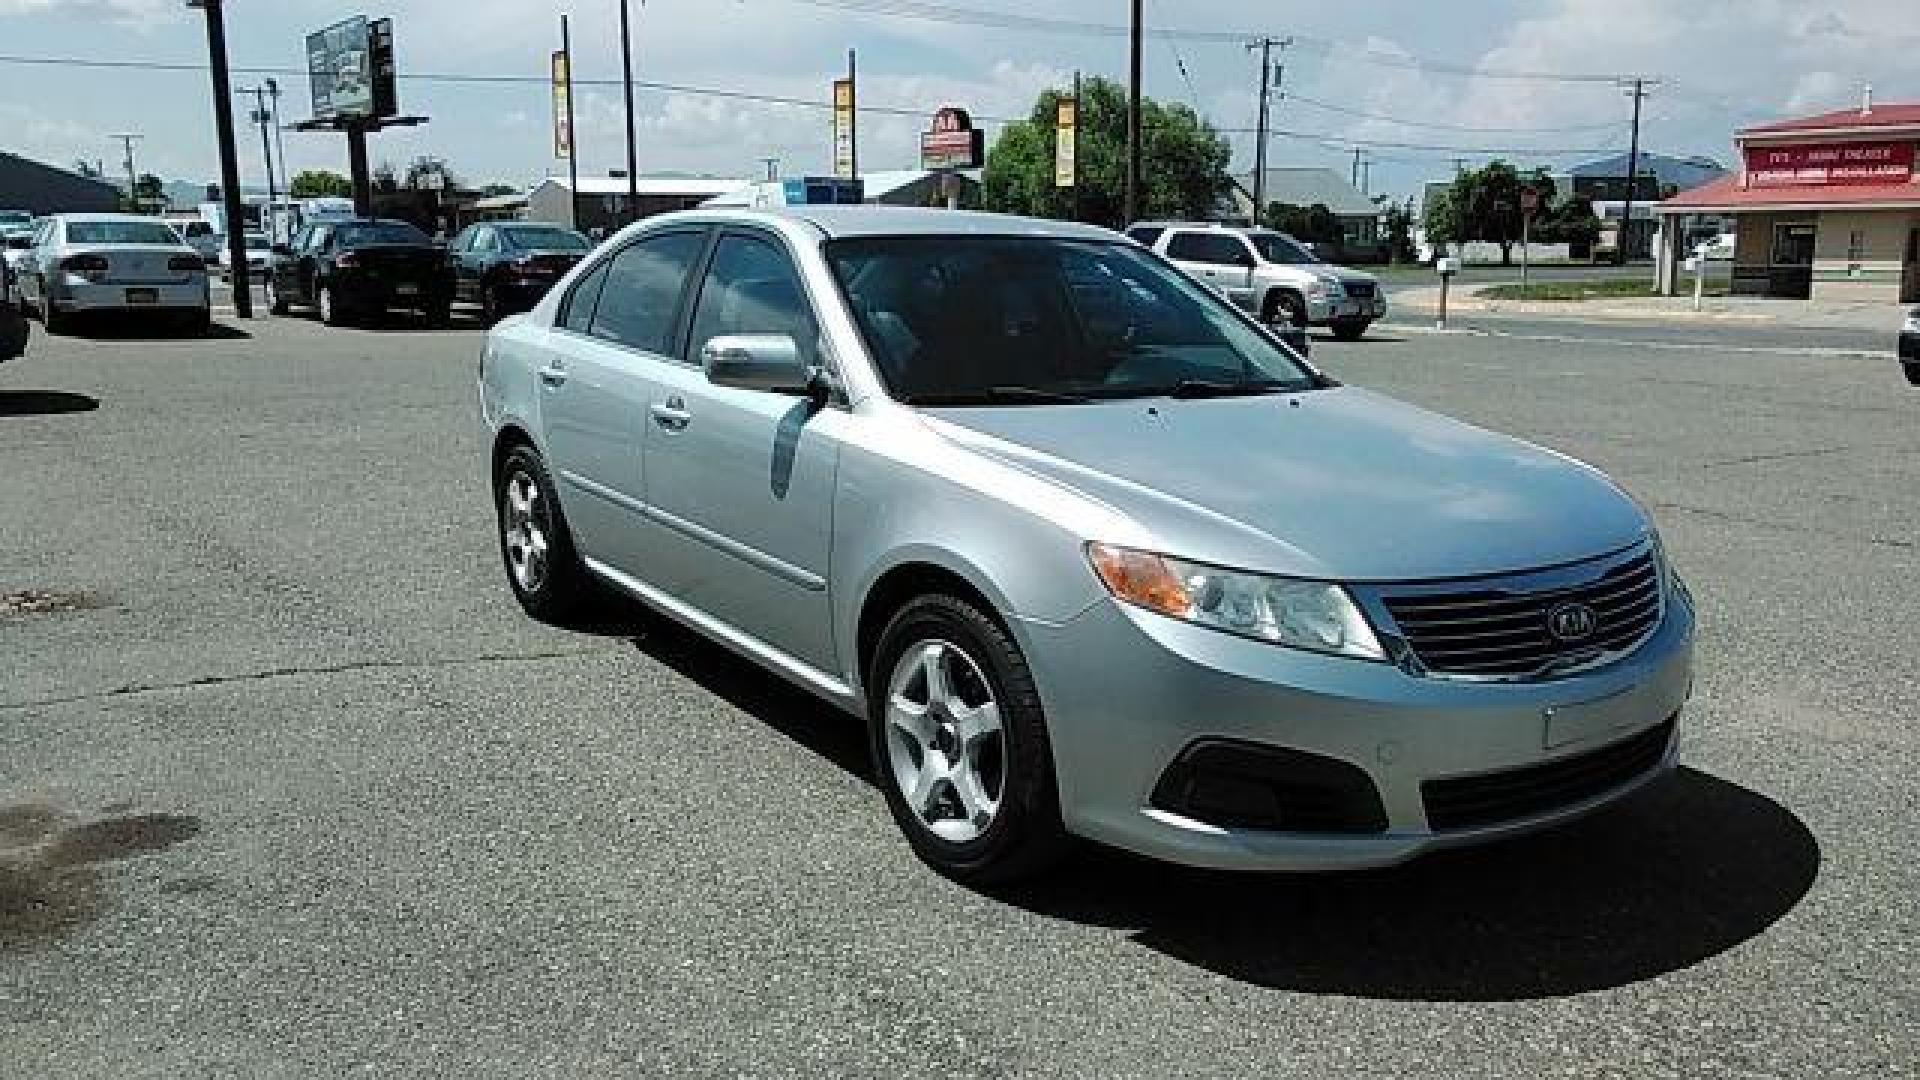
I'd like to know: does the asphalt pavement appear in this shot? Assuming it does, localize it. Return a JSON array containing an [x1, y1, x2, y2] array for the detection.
[[1, 309, 1914, 1078]]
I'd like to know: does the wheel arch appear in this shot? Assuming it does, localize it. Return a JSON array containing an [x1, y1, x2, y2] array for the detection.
[[853, 555, 1016, 705]]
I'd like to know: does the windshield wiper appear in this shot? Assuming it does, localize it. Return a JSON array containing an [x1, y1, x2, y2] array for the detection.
[[906, 385, 1092, 407], [1158, 379, 1297, 400]]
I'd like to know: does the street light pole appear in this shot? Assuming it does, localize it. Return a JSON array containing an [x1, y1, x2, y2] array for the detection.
[[1125, 0, 1142, 225], [110, 133, 143, 211], [190, 0, 251, 318]]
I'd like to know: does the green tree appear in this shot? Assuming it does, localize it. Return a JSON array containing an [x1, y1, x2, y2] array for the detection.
[[983, 77, 1230, 228], [1383, 198, 1417, 264], [290, 170, 352, 198], [1443, 161, 1568, 265], [129, 173, 166, 210], [1261, 202, 1341, 246], [1422, 185, 1460, 255]]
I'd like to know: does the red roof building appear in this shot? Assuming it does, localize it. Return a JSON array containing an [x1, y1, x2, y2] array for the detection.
[[1656, 95, 1920, 304]]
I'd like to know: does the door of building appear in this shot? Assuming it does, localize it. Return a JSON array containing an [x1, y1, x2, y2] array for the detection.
[[1770, 221, 1816, 299]]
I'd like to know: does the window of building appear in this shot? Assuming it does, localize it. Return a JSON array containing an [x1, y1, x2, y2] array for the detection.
[[1847, 229, 1867, 277]]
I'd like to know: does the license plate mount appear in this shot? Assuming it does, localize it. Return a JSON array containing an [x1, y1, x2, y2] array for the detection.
[[125, 288, 158, 306]]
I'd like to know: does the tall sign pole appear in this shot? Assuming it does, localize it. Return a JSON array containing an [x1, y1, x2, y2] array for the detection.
[[848, 49, 859, 180], [558, 16, 580, 230], [194, 0, 250, 318], [1615, 77, 1658, 265], [1125, 0, 1142, 225], [619, 0, 640, 220]]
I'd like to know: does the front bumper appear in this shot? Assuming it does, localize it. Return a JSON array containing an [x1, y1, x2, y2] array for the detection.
[[52, 277, 209, 313], [1021, 584, 1694, 872], [1306, 294, 1388, 325]]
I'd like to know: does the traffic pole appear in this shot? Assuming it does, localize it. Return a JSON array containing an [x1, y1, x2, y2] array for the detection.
[[620, 0, 640, 221], [196, 0, 251, 318]]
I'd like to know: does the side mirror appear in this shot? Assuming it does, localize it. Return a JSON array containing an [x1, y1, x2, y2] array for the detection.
[[701, 334, 812, 394]]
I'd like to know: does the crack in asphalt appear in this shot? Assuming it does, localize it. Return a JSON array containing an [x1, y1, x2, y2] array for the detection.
[[1652, 500, 1915, 550], [0, 646, 620, 714], [1706, 446, 1851, 469]]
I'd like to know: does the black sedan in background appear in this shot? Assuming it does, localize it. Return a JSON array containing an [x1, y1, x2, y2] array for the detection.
[[447, 222, 591, 324], [268, 219, 454, 327]]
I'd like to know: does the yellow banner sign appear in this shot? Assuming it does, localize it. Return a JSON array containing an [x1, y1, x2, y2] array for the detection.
[[552, 51, 573, 161]]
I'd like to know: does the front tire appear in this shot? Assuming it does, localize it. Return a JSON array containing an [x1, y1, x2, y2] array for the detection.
[[495, 444, 595, 623], [868, 594, 1069, 885], [318, 285, 347, 327], [267, 276, 289, 316], [1264, 291, 1307, 328], [40, 291, 68, 335]]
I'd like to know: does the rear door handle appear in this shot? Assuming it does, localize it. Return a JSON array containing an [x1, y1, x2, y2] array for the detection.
[[651, 396, 691, 431], [538, 366, 567, 387]]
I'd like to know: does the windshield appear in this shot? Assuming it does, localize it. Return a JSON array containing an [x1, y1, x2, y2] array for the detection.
[[826, 236, 1318, 406], [66, 220, 182, 246], [501, 226, 589, 252], [1249, 232, 1321, 265], [338, 222, 431, 247]]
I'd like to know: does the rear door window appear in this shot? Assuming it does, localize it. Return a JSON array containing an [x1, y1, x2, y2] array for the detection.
[[587, 231, 707, 354]]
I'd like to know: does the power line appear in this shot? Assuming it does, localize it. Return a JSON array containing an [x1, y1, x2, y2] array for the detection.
[[758, 0, 1638, 84], [0, 51, 1631, 158], [1282, 93, 1625, 134]]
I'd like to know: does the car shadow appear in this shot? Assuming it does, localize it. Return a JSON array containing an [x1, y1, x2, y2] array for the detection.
[[0, 391, 101, 416], [61, 318, 249, 342], [587, 597, 1816, 1002], [351, 311, 488, 334], [1311, 331, 1407, 344]]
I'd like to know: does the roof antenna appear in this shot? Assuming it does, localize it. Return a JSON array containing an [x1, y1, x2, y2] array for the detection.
[[1862, 83, 1874, 116]]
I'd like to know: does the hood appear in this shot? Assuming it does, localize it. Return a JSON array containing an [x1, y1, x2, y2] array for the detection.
[[1328, 266, 1380, 285], [923, 387, 1648, 582]]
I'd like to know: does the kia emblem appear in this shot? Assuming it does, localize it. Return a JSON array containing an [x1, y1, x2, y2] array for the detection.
[[1547, 602, 1599, 643]]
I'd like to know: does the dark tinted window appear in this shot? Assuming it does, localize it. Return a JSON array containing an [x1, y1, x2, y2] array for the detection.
[[560, 259, 612, 333], [1166, 232, 1251, 266], [337, 222, 431, 246], [1126, 226, 1165, 247], [501, 226, 590, 252], [1249, 232, 1321, 265], [65, 220, 182, 246], [686, 234, 819, 366], [588, 231, 705, 352]]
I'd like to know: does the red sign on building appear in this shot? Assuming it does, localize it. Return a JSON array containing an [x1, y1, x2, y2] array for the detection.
[[1744, 140, 1915, 188]]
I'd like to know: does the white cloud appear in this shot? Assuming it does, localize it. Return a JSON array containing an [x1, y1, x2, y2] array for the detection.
[[0, 0, 184, 30]]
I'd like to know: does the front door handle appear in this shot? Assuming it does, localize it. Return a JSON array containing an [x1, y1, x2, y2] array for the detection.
[[651, 395, 691, 431], [538, 366, 568, 387]]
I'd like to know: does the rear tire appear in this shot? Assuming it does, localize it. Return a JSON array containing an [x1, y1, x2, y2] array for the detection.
[[1264, 291, 1307, 328], [40, 292, 68, 335], [1331, 319, 1370, 341], [495, 443, 595, 624], [318, 285, 347, 327], [1904, 363, 1920, 387], [267, 276, 289, 316], [178, 308, 211, 337], [423, 300, 451, 329], [868, 593, 1069, 885]]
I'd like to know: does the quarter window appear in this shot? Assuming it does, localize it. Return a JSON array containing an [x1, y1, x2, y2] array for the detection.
[[1126, 226, 1165, 247], [685, 234, 819, 366], [587, 231, 706, 352], [560, 259, 612, 333]]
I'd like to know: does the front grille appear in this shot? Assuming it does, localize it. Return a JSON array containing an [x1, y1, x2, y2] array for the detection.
[[1378, 548, 1662, 680], [1151, 739, 1386, 834], [1422, 717, 1675, 831], [1342, 280, 1377, 299]]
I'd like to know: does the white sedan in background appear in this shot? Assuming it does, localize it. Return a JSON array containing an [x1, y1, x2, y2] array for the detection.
[[17, 214, 211, 335], [218, 232, 277, 283]]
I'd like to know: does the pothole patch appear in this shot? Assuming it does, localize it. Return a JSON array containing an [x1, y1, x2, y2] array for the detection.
[[0, 590, 101, 618]]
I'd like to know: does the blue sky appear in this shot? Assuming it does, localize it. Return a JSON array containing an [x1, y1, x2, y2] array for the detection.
[[1, 0, 1914, 200]]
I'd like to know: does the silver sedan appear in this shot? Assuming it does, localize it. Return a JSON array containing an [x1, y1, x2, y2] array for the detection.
[[17, 213, 211, 334], [478, 207, 1695, 883]]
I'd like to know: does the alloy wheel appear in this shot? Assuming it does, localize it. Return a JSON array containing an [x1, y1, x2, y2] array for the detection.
[[884, 640, 1006, 844], [501, 470, 551, 595]]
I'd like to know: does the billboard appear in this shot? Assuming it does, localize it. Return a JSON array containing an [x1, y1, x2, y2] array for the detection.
[[1743, 141, 1914, 188], [307, 16, 397, 121], [920, 107, 984, 171]]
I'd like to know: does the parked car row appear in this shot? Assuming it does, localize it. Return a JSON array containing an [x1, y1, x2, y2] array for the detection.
[[264, 218, 591, 329]]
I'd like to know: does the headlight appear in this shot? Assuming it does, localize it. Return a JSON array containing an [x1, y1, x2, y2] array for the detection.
[[1088, 544, 1386, 661]]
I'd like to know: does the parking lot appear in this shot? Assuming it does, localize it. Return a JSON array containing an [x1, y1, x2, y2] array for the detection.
[[2, 312, 1915, 1077]]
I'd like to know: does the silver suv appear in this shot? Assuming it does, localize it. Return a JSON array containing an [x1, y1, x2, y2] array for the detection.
[[1129, 222, 1386, 340], [479, 207, 1694, 884]]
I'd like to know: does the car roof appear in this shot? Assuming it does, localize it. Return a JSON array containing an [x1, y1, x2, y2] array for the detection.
[[674, 206, 1123, 243], [54, 213, 183, 224]]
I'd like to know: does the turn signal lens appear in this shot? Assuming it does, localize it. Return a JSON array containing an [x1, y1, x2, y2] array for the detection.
[[1087, 544, 1191, 618]]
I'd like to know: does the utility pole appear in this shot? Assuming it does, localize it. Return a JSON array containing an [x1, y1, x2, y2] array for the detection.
[[267, 78, 289, 237], [1245, 37, 1290, 227], [619, 0, 640, 221], [189, 0, 250, 318], [109, 133, 143, 211], [1351, 147, 1364, 189], [237, 86, 279, 232], [1361, 158, 1371, 195], [1125, 0, 1142, 225], [1616, 77, 1658, 266]]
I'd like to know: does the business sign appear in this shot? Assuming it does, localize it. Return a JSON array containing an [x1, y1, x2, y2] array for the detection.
[[1744, 141, 1915, 188], [306, 16, 397, 121], [1054, 96, 1077, 189], [833, 79, 856, 179], [920, 107, 984, 171], [551, 51, 573, 160]]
